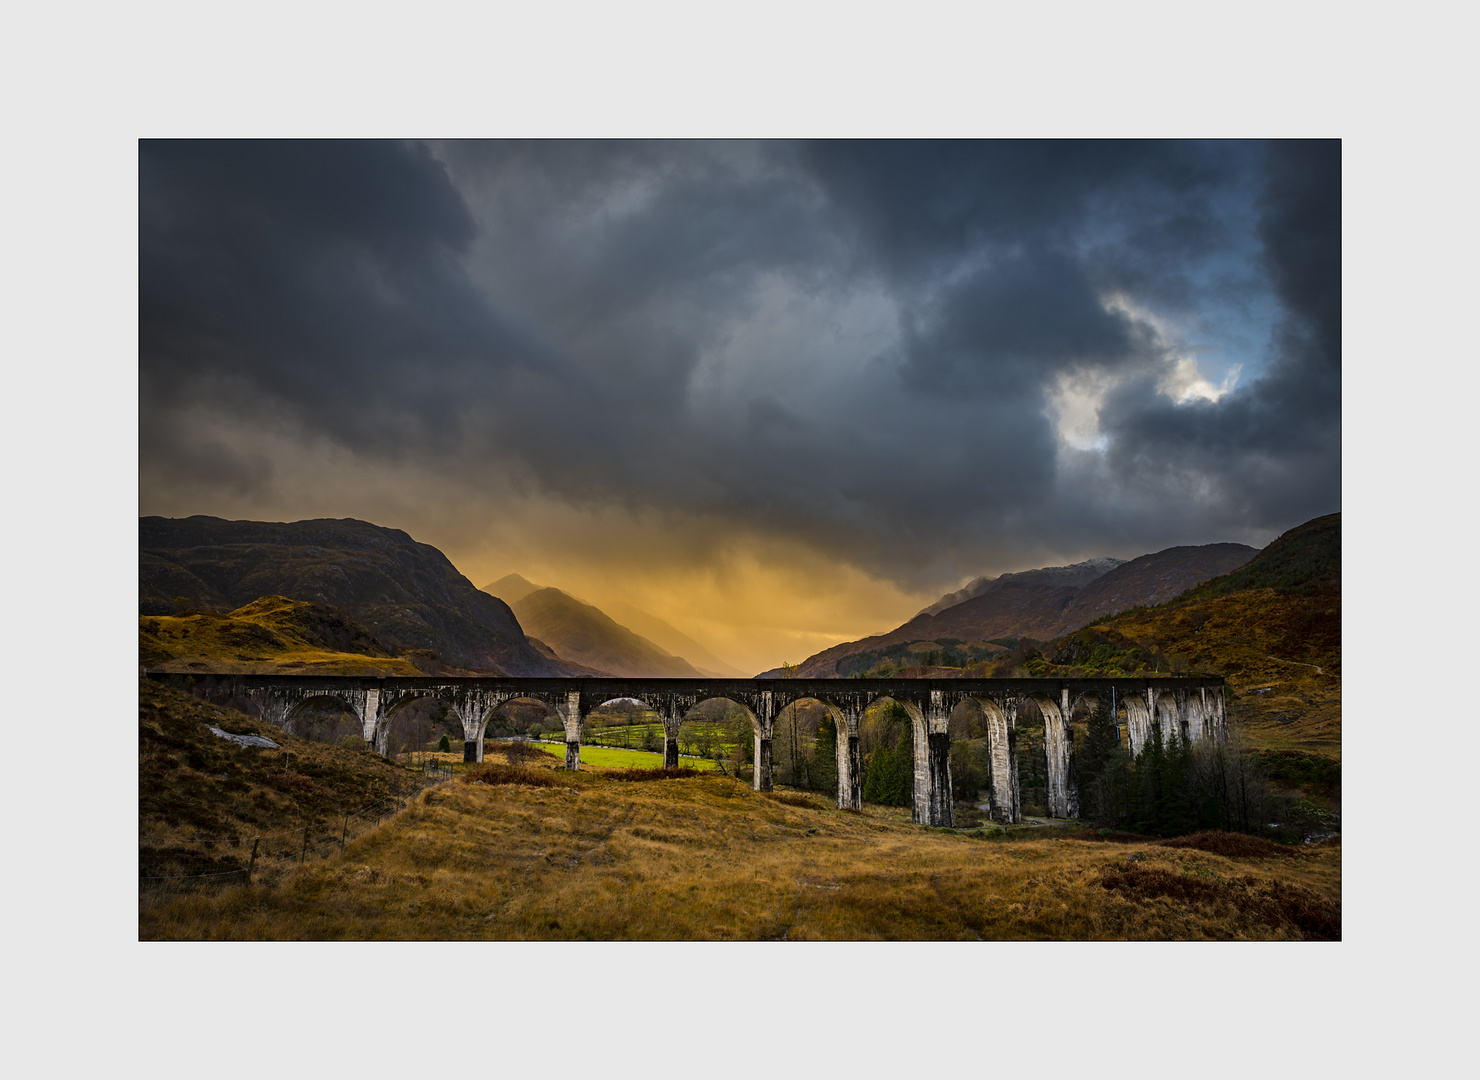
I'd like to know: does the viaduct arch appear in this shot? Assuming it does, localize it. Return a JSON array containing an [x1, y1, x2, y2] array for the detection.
[[150, 674, 1226, 829]]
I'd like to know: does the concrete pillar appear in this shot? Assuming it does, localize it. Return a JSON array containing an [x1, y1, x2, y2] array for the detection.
[[1041, 692, 1079, 819], [927, 732, 953, 826], [1006, 704, 1022, 824], [897, 702, 925, 824], [1182, 690, 1202, 745], [256, 693, 290, 733], [457, 703, 486, 764], [560, 690, 583, 770], [979, 697, 1020, 825], [361, 688, 381, 752], [754, 732, 772, 791], [1064, 688, 1079, 818], [835, 706, 863, 810], [660, 706, 683, 769], [919, 690, 953, 827], [1125, 694, 1151, 758], [752, 691, 774, 792]]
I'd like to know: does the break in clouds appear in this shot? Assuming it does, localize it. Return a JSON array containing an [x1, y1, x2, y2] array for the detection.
[[139, 140, 1339, 607]]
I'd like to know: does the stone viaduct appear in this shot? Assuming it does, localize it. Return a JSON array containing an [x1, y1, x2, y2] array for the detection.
[[148, 673, 1225, 829]]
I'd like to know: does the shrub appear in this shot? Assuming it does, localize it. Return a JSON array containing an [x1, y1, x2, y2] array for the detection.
[[1155, 831, 1297, 859], [437, 734, 451, 753], [489, 740, 547, 765], [763, 792, 814, 807], [460, 764, 565, 788], [607, 767, 706, 782]]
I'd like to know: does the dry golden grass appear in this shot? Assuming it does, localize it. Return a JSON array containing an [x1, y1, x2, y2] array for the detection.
[[140, 767, 1340, 941], [140, 595, 423, 676]]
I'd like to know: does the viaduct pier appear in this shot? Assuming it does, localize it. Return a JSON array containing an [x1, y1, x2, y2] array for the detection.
[[147, 673, 1226, 829]]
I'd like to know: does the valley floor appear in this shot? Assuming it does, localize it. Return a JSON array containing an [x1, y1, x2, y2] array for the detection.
[[140, 770, 1340, 941]]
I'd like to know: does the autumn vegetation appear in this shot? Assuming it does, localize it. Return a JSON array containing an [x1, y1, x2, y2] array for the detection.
[[139, 680, 1338, 940], [139, 514, 1340, 939], [140, 595, 423, 676]]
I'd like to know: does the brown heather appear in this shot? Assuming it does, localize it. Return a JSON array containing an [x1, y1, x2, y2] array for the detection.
[[140, 765, 1340, 941], [139, 675, 1339, 941], [139, 676, 427, 842]]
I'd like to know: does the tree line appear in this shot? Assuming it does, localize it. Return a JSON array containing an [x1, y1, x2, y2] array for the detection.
[[1075, 704, 1275, 835]]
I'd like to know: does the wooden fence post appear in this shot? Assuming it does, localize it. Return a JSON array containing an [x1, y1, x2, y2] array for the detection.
[[248, 837, 260, 883]]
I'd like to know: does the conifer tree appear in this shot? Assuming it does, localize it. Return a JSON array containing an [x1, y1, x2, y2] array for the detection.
[[1076, 703, 1128, 823], [861, 712, 914, 807]]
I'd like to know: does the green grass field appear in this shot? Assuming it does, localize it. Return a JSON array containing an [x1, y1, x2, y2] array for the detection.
[[529, 741, 722, 771], [581, 721, 739, 756]]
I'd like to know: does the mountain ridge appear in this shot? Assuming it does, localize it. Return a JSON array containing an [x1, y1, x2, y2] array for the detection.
[[916, 557, 1127, 618], [600, 600, 749, 678], [503, 587, 706, 679], [1030, 513, 1341, 754], [762, 542, 1259, 678], [139, 516, 582, 676], [140, 595, 425, 676]]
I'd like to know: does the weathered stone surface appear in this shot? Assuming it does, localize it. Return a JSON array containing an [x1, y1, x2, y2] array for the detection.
[[153, 673, 1226, 827], [207, 725, 280, 749]]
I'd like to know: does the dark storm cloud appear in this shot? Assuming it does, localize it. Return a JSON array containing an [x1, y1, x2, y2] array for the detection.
[[139, 139, 1339, 585], [899, 249, 1144, 394], [1090, 140, 1341, 538], [140, 140, 559, 454], [799, 140, 1237, 280]]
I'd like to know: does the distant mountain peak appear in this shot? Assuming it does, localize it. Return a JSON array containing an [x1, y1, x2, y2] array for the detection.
[[483, 573, 544, 606], [917, 557, 1126, 618], [602, 600, 748, 678], [508, 588, 706, 679], [786, 543, 1259, 678], [138, 516, 583, 676]]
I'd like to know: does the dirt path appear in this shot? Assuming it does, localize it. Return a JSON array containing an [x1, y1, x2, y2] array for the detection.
[[1263, 654, 1326, 675]]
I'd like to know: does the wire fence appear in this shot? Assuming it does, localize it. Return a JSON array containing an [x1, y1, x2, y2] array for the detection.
[[140, 764, 454, 897]]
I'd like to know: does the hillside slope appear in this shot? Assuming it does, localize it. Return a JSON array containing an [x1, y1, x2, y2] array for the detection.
[[601, 601, 749, 678], [140, 516, 581, 676], [916, 558, 1125, 617], [1034, 514, 1341, 754], [482, 578, 744, 677], [141, 595, 425, 676], [775, 545, 1255, 678], [139, 675, 434, 895], [1047, 543, 1257, 636], [509, 588, 704, 678]]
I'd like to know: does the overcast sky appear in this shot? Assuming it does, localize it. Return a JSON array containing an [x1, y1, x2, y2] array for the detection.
[[139, 139, 1340, 673]]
